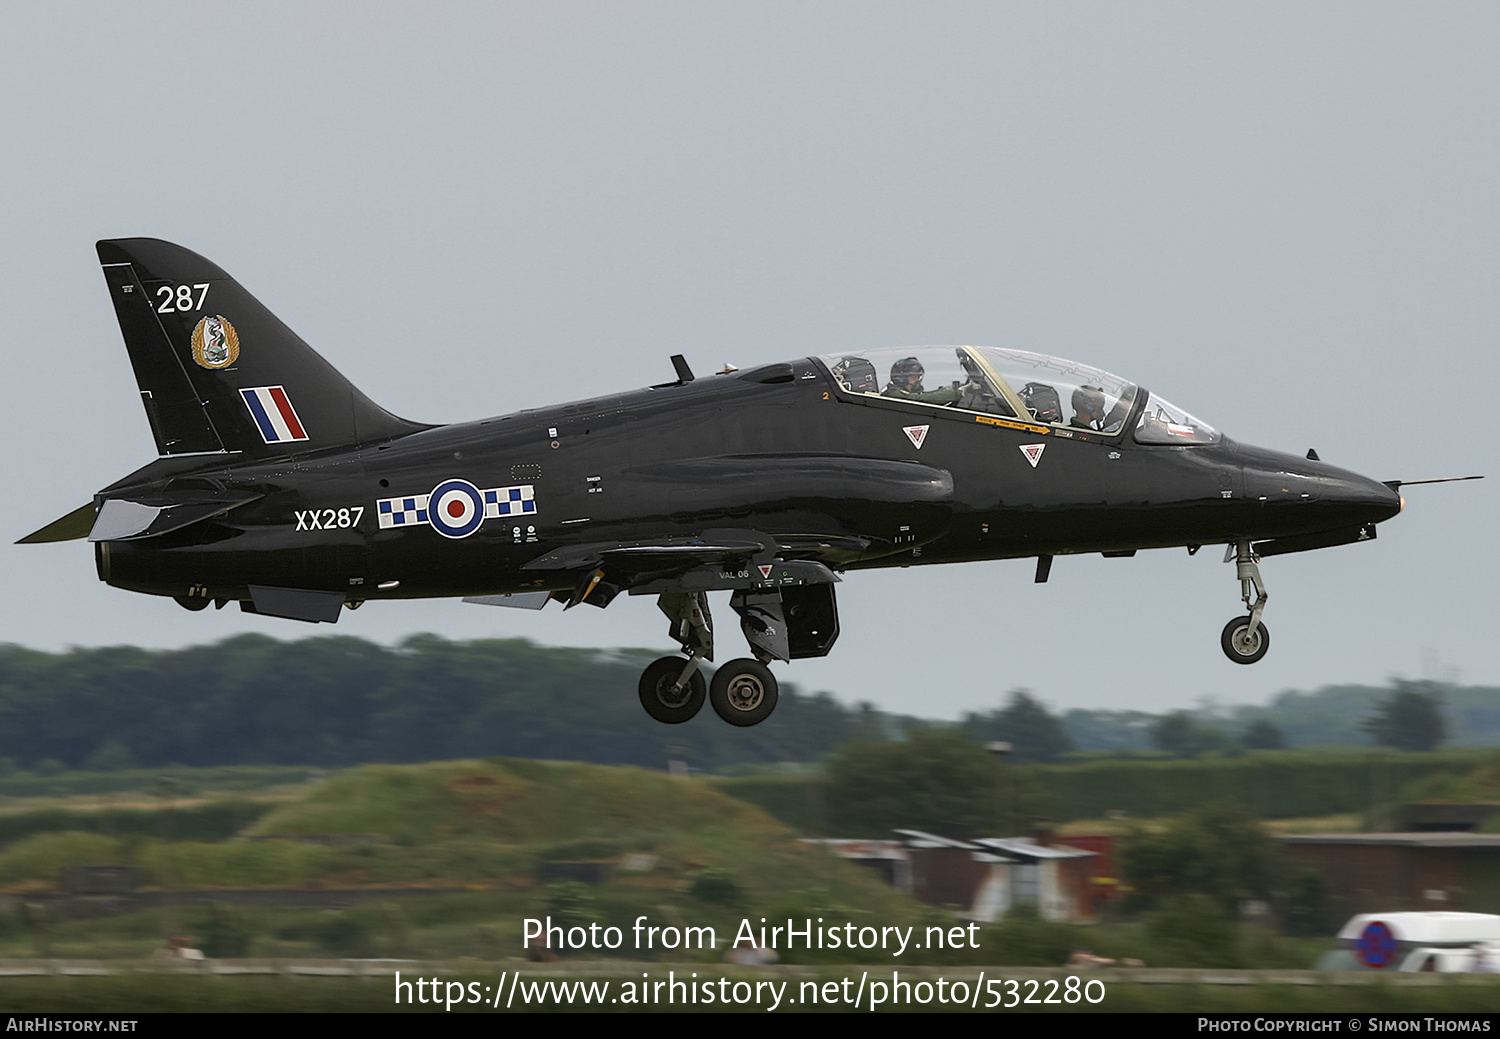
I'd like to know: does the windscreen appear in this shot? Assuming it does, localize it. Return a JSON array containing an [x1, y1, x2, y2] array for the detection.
[[1133, 393, 1221, 445]]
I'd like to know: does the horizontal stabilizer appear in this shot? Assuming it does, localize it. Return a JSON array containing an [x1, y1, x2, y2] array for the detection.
[[16, 504, 97, 544]]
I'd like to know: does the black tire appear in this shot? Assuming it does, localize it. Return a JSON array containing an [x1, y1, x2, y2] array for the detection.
[[1221, 616, 1270, 665], [638, 656, 705, 724], [709, 659, 779, 727]]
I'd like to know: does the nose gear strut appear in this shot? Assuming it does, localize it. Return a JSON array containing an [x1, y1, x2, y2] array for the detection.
[[1221, 539, 1270, 664]]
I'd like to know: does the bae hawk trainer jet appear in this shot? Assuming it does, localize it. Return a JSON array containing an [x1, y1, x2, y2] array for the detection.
[[21, 240, 1474, 727]]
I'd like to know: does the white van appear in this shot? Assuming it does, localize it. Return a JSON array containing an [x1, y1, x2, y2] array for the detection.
[[1316, 912, 1500, 972]]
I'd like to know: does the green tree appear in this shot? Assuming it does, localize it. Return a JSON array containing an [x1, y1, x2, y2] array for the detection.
[[1241, 719, 1285, 751], [1364, 682, 1446, 752], [823, 728, 1051, 839], [1119, 803, 1288, 914], [965, 690, 1074, 763], [1150, 712, 1234, 757]]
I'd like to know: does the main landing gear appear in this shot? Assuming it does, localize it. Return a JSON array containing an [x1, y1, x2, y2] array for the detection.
[[1221, 539, 1270, 665], [710, 658, 778, 726], [639, 592, 714, 724], [637, 591, 784, 726]]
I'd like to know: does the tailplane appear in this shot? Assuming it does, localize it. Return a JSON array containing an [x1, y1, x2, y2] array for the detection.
[[97, 238, 429, 456]]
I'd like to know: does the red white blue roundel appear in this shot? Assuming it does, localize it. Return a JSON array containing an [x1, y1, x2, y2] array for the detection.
[[427, 479, 485, 539], [1355, 920, 1398, 968]]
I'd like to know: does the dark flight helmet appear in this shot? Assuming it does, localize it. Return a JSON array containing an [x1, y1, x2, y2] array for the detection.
[[891, 356, 925, 385], [1072, 384, 1106, 416]]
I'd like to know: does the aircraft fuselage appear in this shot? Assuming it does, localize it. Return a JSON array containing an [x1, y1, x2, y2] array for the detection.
[[96, 357, 1400, 604]]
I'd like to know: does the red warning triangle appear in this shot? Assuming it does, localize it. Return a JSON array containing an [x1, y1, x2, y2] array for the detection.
[[758, 564, 773, 579], [1019, 443, 1045, 468], [903, 424, 929, 449]]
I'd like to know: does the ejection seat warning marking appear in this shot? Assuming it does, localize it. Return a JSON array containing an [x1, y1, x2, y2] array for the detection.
[[1019, 444, 1045, 468], [903, 425, 929, 449], [758, 565, 773, 579], [377, 482, 536, 538], [975, 414, 1050, 435]]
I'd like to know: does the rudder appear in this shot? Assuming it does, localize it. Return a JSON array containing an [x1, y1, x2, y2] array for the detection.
[[97, 238, 428, 456]]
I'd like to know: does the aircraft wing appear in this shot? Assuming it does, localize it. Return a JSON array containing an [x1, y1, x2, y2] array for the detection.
[[517, 528, 854, 607]]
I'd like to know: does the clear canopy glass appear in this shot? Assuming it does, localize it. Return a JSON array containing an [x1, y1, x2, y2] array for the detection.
[[1131, 392, 1220, 445], [819, 346, 1145, 435]]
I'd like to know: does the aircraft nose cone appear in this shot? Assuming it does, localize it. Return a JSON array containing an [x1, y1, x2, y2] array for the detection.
[[1234, 443, 1403, 535], [1325, 471, 1403, 524]]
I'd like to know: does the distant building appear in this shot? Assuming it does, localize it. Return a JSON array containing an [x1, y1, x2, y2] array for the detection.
[[1280, 833, 1500, 916], [807, 830, 1098, 923], [1399, 803, 1500, 833]]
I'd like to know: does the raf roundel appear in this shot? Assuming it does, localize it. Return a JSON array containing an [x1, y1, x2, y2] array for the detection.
[[1355, 920, 1398, 968], [426, 479, 486, 539]]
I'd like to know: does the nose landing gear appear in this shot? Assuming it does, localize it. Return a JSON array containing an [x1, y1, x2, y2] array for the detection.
[[1221, 539, 1270, 664]]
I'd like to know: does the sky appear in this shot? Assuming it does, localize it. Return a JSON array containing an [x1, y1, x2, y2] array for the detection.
[[2, 2, 1495, 720]]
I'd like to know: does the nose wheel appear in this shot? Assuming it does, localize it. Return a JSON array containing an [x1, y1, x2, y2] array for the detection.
[[1221, 616, 1270, 664], [1221, 540, 1270, 664]]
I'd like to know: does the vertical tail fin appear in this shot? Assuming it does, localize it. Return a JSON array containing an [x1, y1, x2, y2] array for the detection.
[[97, 238, 429, 456]]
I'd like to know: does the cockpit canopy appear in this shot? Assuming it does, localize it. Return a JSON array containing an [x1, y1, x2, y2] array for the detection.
[[819, 346, 1220, 445]]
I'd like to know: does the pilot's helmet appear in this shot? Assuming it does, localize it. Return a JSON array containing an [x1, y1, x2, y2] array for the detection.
[[1072, 384, 1106, 418], [891, 356, 925, 385]]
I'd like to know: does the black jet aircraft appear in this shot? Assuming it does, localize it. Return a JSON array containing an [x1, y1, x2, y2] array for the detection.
[[22, 239, 1472, 728]]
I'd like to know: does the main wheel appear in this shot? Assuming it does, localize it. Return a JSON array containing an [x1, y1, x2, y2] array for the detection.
[[709, 659, 779, 727], [1221, 616, 1270, 665], [638, 656, 706, 724]]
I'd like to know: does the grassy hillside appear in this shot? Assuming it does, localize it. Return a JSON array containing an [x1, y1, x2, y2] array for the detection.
[[0, 759, 908, 909]]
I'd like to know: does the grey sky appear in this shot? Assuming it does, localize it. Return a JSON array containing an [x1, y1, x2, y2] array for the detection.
[[3, 3, 1494, 719]]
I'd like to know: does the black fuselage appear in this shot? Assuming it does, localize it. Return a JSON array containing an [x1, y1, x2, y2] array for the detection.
[[96, 356, 1401, 605]]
